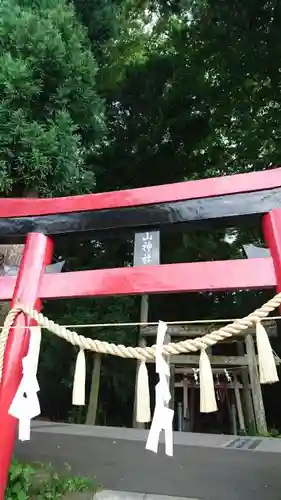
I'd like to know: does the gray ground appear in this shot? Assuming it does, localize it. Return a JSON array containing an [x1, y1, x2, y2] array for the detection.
[[15, 422, 281, 500]]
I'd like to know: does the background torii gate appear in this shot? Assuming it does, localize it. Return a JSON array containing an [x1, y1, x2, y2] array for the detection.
[[0, 167, 281, 498]]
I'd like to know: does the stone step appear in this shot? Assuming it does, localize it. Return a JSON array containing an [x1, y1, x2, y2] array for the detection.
[[94, 492, 199, 500]]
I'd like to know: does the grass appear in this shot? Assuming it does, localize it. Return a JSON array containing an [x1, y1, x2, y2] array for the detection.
[[5, 458, 100, 499]]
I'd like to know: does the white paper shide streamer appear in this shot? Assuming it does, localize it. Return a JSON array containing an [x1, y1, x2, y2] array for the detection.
[[145, 320, 174, 456], [9, 326, 42, 441]]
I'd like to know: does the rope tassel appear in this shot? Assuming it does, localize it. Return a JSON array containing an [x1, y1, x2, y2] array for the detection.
[[72, 349, 86, 405], [256, 321, 279, 384], [136, 361, 151, 423], [199, 349, 217, 413]]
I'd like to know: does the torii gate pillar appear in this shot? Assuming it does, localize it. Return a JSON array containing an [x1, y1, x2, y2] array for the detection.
[[0, 233, 53, 499]]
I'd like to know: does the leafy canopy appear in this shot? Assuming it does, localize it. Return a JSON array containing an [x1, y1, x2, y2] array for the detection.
[[0, 0, 106, 197]]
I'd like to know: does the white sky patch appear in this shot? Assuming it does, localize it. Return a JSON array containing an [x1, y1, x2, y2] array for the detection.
[[224, 231, 238, 244]]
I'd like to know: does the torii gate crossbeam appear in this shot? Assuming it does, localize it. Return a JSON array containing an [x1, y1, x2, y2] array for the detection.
[[0, 167, 281, 498]]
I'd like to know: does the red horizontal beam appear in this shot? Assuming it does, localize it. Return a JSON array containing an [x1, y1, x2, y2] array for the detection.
[[0, 168, 280, 218], [0, 259, 275, 301]]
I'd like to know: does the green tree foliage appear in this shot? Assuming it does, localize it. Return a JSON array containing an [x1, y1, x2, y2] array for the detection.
[[0, 0, 106, 197], [186, 0, 281, 173], [96, 0, 281, 193], [71, 0, 120, 53]]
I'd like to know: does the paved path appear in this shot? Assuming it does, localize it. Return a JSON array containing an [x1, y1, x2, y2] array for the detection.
[[95, 491, 198, 499], [15, 423, 281, 500]]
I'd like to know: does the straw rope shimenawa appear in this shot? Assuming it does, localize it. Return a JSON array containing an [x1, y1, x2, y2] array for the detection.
[[1, 291, 281, 382]]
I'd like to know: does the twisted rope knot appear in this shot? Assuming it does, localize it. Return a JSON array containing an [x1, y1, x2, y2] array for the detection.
[[0, 291, 281, 383]]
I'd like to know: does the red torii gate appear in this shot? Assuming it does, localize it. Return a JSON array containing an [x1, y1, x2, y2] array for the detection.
[[0, 167, 281, 498]]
